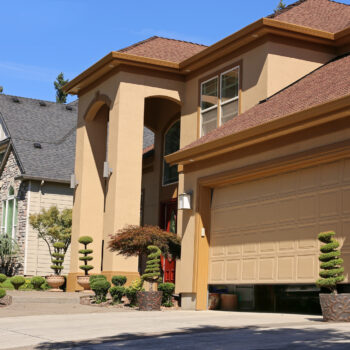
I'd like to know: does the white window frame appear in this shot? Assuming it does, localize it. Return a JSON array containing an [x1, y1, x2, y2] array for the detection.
[[1, 187, 17, 238], [200, 76, 218, 137], [219, 66, 240, 127]]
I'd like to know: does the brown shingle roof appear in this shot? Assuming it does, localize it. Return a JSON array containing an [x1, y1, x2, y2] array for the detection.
[[119, 36, 207, 63], [183, 53, 350, 151], [269, 0, 350, 33]]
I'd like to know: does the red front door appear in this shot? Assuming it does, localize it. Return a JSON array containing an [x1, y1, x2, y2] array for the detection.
[[160, 200, 177, 283]]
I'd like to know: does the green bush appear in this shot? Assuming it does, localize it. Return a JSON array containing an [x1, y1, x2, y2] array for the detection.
[[91, 279, 110, 304], [10, 276, 26, 290], [111, 275, 127, 286], [89, 275, 106, 284], [141, 245, 161, 291], [30, 276, 45, 290], [0, 288, 6, 299], [158, 282, 175, 307], [110, 286, 125, 304], [317, 231, 344, 293], [125, 278, 144, 306], [0, 274, 7, 284], [78, 236, 94, 276]]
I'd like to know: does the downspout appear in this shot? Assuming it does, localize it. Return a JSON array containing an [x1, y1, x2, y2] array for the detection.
[[23, 180, 31, 275]]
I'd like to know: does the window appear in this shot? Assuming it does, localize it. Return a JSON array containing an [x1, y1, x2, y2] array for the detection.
[[1, 186, 18, 238], [163, 120, 180, 185], [200, 66, 240, 136]]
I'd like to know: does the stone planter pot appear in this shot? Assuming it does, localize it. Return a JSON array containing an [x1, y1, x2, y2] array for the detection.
[[77, 275, 91, 292], [46, 275, 65, 292], [220, 294, 238, 311], [208, 293, 220, 310], [137, 291, 163, 311], [319, 293, 350, 322]]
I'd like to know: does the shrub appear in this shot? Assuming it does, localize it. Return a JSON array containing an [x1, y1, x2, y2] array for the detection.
[[89, 275, 106, 284], [158, 282, 175, 307], [10, 276, 25, 290], [78, 236, 94, 276], [0, 274, 7, 284], [30, 276, 45, 290], [125, 278, 143, 306], [0, 288, 5, 299], [142, 245, 161, 291], [0, 234, 21, 276], [110, 286, 125, 304], [317, 231, 344, 293], [111, 275, 127, 286], [108, 225, 181, 259], [91, 279, 110, 304]]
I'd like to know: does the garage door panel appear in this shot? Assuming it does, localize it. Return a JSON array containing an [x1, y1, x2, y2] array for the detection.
[[209, 158, 350, 285]]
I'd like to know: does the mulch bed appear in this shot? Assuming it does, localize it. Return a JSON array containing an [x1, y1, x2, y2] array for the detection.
[[0, 295, 12, 307]]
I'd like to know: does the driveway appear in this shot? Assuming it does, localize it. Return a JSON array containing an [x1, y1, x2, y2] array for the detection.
[[1, 310, 350, 350]]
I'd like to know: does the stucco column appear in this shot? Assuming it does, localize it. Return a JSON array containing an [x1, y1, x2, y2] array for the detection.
[[101, 82, 144, 278]]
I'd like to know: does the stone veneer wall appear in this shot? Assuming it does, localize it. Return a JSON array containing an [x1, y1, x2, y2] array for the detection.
[[0, 150, 28, 274]]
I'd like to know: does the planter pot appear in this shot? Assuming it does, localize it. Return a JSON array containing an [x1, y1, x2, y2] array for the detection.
[[319, 293, 350, 322], [46, 275, 65, 292], [208, 293, 220, 310], [77, 276, 91, 292], [220, 294, 238, 311], [137, 291, 163, 311]]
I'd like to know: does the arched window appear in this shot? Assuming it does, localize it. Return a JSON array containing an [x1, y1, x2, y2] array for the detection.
[[1, 186, 18, 238], [163, 120, 180, 185]]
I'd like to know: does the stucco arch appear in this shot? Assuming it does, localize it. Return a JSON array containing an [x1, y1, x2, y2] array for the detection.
[[83, 92, 112, 122], [144, 95, 182, 107]]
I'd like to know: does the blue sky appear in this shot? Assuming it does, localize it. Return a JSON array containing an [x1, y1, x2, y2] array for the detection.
[[1, 0, 349, 102]]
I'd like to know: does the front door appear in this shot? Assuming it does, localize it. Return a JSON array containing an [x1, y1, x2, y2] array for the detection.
[[160, 200, 177, 283]]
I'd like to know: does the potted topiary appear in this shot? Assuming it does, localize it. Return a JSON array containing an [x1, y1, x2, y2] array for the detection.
[[77, 236, 94, 291], [137, 245, 163, 311], [317, 231, 350, 322], [46, 241, 66, 291]]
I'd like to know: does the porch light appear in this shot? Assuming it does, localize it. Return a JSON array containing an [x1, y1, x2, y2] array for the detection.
[[178, 192, 192, 210]]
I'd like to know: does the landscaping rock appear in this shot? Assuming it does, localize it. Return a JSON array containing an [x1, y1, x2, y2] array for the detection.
[[0, 295, 12, 307]]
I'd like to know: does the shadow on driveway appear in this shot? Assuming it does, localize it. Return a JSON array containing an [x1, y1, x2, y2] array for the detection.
[[33, 324, 350, 349]]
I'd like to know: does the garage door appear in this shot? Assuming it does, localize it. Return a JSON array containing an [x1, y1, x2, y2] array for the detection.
[[209, 158, 350, 284]]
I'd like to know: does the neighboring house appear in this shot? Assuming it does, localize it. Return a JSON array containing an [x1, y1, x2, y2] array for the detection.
[[64, 0, 350, 312]]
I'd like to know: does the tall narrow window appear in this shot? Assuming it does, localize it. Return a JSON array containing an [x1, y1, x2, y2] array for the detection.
[[1, 186, 18, 238], [201, 77, 218, 136], [220, 67, 239, 125], [163, 120, 180, 186]]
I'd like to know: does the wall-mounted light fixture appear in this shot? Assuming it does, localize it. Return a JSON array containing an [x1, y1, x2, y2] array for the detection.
[[178, 191, 192, 210], [70, 174, 78, 189], [103, 161, 113, 178]]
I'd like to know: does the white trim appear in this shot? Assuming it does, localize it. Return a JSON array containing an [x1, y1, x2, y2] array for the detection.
[[200, 76, 218, 113], [23, 180, 31, 275]]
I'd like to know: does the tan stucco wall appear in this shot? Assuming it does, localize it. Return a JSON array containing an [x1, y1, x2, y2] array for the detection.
[[175, 120, 350, 294], [25, 181, 73, 276]]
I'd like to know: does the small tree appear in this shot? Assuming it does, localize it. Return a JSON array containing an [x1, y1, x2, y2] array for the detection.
[[316, 231, 344, 294], [78, 236, 93, 276], [0, 86, 3, 94], [274, 0, 286, 13], [30, 206, 72, 261], [54, 72, 69, 103], [108, 225, 181, 259], [142, 245, 161, 291], [51, 241, 65, 275]]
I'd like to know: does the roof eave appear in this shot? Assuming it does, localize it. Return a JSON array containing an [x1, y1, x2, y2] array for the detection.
[[166, 95, 350, 167], [15, 174, 70, 184]]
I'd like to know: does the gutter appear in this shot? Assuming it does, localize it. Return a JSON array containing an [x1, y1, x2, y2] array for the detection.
[[15, 174, 70, 184]]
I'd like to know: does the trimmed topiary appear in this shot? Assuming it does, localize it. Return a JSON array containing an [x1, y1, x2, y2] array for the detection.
[[89, 275, 106, 284], [78, 236, 94, 276], [0, 288, 6, 299], [51, 241, 65, 275], [142, 245, 161, 291], [0, 274, 7, 284], [158, 282, 175, 307], [111, 275, 127, 287], [110, 286, 125, 304], [90, 279, 110, 303], [30, 276, 45, 290], [10, 276, 25, 290], [317, 231, 345, 293]]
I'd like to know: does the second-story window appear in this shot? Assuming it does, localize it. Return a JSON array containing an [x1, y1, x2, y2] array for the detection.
[[200, 66, 239, 136]]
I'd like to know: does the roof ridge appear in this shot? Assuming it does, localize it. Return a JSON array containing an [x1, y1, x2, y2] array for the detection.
[[119, 36, 207, 53], [0, 93, 56, 105]]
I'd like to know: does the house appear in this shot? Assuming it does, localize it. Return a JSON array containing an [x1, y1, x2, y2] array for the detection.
[[64, 0, 350, 311]]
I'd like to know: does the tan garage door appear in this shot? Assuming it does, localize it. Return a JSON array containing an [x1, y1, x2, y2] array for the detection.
[[209, 158, 350, 284]]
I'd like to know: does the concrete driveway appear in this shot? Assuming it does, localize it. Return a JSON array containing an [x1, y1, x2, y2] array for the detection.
[[1, 310, 350, 350]]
